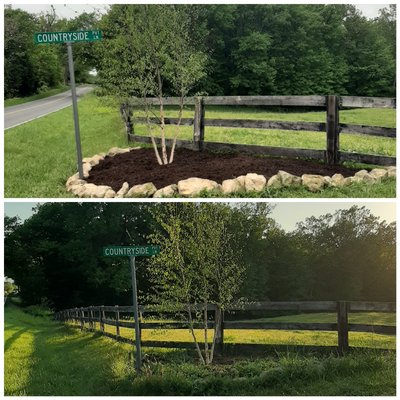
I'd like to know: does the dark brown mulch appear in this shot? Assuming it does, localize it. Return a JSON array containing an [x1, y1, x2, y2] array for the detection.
[[87, 148, 360, 192]]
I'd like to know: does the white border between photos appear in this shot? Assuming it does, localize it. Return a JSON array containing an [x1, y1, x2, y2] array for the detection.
[[1, 0, 398, 399]]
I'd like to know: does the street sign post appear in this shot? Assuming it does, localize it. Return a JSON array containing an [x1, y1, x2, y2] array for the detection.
[[34, 30, 102, 179], [102, 245, 160, 374]]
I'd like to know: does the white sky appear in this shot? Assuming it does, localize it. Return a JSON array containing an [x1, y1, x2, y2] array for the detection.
[[8, 4, 392, 20], [4, 202, 396, 232]]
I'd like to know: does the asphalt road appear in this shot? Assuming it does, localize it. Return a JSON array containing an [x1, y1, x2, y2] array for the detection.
[[4, 85, 93, 130]]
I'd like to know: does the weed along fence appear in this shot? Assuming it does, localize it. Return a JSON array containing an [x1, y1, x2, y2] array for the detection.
[[120, 95, 396, 166], [55, 301, 395, 355]]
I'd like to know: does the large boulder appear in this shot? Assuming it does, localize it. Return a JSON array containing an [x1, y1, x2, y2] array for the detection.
[[178, 178, 221, 197], [153, 184, 178, 198], [301, 174, 325, 192], [116, 182, 130, 198], [386, 166, 396, 178], [277, 170, 301, 187], [369, 168, 388, 181], [354, 170, 377, 184], [222, 179, 244, 194], [126, 183, 157, 198], [82, 163, 92, 179], [267, 174, 282, 189], [245, 173, 267, 192], [70, 183, 86, 197]]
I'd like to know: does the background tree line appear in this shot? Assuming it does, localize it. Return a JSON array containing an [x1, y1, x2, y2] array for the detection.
[[4, 6, 99, 98], [5, 203, 395, 310], [4, 4, 396, 99]]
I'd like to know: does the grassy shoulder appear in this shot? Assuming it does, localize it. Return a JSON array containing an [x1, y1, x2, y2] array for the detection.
[[5, 303, 395, 395], [4, 93, 395, 198], [4, 86, 70, 107]]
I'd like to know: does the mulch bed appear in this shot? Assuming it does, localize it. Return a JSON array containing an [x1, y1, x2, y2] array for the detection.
[[87, 148, 360, 192]]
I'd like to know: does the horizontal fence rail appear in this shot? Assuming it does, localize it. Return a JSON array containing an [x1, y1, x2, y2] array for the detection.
[[55, 301, 395, 356], [122, 95, 396, 167]]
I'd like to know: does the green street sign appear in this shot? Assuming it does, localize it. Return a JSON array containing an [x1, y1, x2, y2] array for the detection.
[[34, 30, 102, 44], [103, 246, 160, 257]]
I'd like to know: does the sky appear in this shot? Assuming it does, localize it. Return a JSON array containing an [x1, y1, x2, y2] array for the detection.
[[4, 201, 396, 232], [9, 4, 391, 20]]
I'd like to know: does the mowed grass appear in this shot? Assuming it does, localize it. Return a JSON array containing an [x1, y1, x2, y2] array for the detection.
[[86, 310, 395, 350], [4, 86, 70, 107], [5, 303, 396, 395], [4, 93, 396, 197], [134, 105, 396, 156]]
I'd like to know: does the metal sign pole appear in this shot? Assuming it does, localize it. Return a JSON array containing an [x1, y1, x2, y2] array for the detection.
[[129, 256, 142, 374], [67, 42, 84, 179]]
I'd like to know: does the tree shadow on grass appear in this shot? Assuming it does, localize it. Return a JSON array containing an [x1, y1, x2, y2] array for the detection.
[[4, 327, 30, 353], [26, 323, 138, 395]]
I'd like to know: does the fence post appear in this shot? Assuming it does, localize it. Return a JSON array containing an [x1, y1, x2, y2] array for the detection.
[[100, 306, 105, 333], [120, 103, 133, 139], [326, 95, 340, 165], [214, 306, 224, 355], [193, 97, 205, 151], [115, 305, 120, 337], [80, 308, 84, 330], [337, 301, 349, 355]]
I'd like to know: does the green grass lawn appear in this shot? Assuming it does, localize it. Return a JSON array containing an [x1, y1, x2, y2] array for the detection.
[[4, 93, 396, 198], [5, 303, 396, 395], [4, 86, 70, 107]]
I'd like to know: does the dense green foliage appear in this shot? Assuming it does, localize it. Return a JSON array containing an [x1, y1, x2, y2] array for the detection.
[[4, 6, 99, 98], [5, 303, 395, 395], [198, 4, 396, 97], [5, 203, 395, 310], [5, 4, 396, 99]]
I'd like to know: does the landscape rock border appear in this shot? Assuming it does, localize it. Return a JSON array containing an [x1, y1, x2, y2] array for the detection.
[[66, 147, 396, 198]]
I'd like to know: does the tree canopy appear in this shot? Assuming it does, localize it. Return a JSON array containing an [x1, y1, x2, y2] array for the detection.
[[5, 203, 395, 310], [4, 4, 396, 99]]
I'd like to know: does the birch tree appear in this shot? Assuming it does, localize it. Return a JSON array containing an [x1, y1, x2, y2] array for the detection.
[[146, 203, 245, 365], [99, 5, 207, 165]]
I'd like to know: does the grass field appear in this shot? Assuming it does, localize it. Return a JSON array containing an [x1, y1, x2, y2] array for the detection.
[[4, 93, 396, 198], [5, 303, 396, 395], [4, 86, 70, 107]]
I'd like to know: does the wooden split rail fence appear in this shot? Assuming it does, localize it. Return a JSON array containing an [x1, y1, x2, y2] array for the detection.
[[120, 95, 396, 166], [55, 301, 395, 355]]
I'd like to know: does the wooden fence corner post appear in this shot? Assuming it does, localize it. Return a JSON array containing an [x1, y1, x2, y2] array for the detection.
[[326, 95, 340, 165], [193, 97, 205, 151], [337, 301, 349, 355], [214, 306, 224, 355]]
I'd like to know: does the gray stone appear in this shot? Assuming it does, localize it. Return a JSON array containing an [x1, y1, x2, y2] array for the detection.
[[222, 179, 243, 194], [104, 189, 116, 198], [70, 184, 86, 197], [107, 147, 131, 157], [386, 166, 396, 178], [267, 175, 282, 189], [153, 184, 178, 198], [301, 174, 325, 192], [178, 177, 221, 197], [323, 176, 332, 187], [354, 170, 369, 178], [81, 183, 99, 197], [116, 182, 130, 198], [126, 182, 157, 197], [91, 185, 113, 198], [245, 173, 267, 192], [82, 163, 92, 179], [369, 168, 388, 180], [331, 173, 345, 187], [277, 170, 301, 187], [236, 175, 246, 187]]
